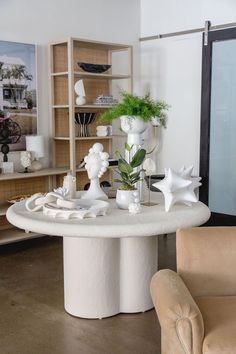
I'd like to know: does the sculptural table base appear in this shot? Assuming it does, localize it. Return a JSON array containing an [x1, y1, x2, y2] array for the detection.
[[63, 236, 158, 319]]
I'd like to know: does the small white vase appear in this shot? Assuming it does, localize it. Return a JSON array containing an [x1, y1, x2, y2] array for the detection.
[[120, 116, 148, 146], [116, 189, 136, 209]]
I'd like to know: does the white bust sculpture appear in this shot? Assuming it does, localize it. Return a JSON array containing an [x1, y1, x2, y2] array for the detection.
[[81, 143, 109, 200]]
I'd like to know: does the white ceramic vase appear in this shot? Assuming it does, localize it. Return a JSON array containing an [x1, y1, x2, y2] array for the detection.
[[120, 116, 148, 147], [116, 189, 136, 210]]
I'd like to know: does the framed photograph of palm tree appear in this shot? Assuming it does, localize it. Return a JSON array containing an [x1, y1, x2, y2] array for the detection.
[[0, 40, 37, 150]]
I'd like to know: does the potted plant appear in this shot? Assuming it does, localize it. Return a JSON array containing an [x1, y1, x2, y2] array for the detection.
[[115, 143, 146, 209], [99, 91, 169, 145]]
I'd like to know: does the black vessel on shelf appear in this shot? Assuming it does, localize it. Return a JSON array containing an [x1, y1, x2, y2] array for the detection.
[[78, 62, 111, 74], [74, 112, 96, 137]]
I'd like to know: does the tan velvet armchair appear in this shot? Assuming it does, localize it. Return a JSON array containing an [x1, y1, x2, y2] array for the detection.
[[151, 227, 236, 354]]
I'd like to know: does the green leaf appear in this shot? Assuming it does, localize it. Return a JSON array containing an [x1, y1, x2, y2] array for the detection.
[[125, 142, 131, 152], [118, 159, 133, 174], [130, 149, 146, 168]]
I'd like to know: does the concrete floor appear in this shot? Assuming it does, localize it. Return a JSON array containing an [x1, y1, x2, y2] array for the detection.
[[0, 234, 176, 354]]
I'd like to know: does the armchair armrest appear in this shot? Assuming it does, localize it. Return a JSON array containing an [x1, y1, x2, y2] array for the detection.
[[150, 269, 204, 354]]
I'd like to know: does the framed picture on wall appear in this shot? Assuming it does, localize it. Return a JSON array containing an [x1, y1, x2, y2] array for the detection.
[[0, 40, 37, 151]]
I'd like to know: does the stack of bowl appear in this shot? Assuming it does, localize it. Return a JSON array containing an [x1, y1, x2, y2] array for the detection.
[[96, 126, 108, 137]]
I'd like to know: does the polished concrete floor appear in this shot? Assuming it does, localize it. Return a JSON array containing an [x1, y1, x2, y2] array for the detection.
[[0, 234, 176, 354]]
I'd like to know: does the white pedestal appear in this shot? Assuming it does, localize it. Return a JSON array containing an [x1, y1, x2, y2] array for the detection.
[[63, 236, 158, 318]]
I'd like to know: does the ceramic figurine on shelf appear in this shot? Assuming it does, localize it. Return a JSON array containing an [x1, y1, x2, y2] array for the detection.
[[74, 79, 86, 106], [82, 143, 109, 201], [20, 151, 32, 173]]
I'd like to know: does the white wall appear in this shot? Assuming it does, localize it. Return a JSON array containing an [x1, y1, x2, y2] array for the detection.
[[140, 0, 236, 174], [0, 0, 140, 168]]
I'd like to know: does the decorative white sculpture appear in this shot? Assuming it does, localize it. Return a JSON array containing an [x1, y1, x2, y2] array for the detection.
[[128, 191, 142, 214], [74, 80, 86, 106], [20, 151, 31, 172], [153, 166, 202, 212], [82, 143, 109, 201], [25, 191, 109, 219], [63, 171, 76, 199]]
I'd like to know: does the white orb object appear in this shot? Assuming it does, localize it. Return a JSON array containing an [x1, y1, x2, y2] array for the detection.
[[128, 202, 142, 214]]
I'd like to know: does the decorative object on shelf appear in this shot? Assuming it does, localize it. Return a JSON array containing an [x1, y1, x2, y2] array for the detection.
[[20, 151, 32, 173], [7, 194, 31, 204], [94, 95, 118, 106], [128, 191, 142, 214], [43, 199, 109, 220], [63, 171, 76, 199], [0, 109, 21, 163], [82, 143, 109, 201], [142, 158, 158, 206], [115, 144, 146, 209], [153, 166, 202, 212], [74, 112, 96, 137], [96, 125, 108, 137], [1, 161, 14, 173], [25, 135, 44, 171], [74, 79, 86, 106], [78, 62, 111, 74]]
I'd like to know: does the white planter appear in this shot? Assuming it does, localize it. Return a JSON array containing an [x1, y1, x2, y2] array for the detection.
[[116, 189, 136, 209], [120, 116, 148, 146]]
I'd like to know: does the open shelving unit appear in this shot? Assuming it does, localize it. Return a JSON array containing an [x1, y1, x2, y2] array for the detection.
[[0, 167, 67, 245], [0, 37, 132, 245], [49, 37, 133, 191]]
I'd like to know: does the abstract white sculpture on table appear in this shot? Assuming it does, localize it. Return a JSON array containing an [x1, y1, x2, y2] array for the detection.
[[74, 79, 86, 106], [153, 166, 202, 212], [63, 172, 76, 199], [25, 191, 109, 219], [82, 143, 109, 200], [128, 191, 142, 214]]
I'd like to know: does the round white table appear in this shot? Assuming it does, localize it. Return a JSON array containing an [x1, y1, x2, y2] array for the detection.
[[6, 194, 210, 319]]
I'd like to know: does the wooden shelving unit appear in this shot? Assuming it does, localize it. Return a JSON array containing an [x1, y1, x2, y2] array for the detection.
[[0, 37, 132, 245], [0, 167, 67, 245], [49, 37, 132, 191]]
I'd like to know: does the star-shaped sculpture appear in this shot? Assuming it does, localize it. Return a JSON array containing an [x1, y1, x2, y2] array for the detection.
[[153, 166, 202, 212]]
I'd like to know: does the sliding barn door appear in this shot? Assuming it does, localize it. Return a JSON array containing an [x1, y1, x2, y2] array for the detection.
[[200, 27, 236, 225]]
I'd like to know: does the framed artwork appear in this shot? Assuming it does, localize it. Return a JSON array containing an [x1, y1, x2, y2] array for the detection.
[[0, 40, 37, 151]]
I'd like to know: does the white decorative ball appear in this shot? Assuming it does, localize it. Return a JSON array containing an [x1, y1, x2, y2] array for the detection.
[[128, 202, 142, 214]]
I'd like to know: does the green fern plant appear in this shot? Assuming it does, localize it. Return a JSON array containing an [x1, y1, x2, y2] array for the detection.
[[99, 91, 169, 127], [115, 143, 146, 190]]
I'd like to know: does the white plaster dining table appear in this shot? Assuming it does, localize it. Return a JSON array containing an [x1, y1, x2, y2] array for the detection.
[[6, 193, 210, 319]]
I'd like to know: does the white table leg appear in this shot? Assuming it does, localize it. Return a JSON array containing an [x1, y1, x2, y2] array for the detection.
[[63, 236, 158, 318], [63, 237, 120, 319], [120, 236, 158, 312]]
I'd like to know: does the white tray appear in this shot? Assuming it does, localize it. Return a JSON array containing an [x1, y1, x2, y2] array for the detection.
[[43, 199, 109, 219]]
